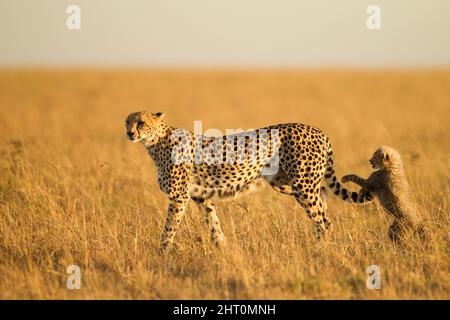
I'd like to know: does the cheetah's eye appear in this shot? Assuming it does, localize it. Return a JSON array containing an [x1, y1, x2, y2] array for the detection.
[[137, 121, 145, 127]]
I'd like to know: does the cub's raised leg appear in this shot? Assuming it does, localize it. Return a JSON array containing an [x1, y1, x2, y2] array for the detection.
[[341, 174, 373, 201], [341, 174, 367, 188]]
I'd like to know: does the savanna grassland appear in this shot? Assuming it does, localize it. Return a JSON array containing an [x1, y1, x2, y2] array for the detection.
[[0, 69, 449, 299]]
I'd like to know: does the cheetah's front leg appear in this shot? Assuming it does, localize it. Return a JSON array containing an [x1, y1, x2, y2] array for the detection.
[[192, 197, 226, 247], [159, 195, 189, 254], [201, 199, 225, 247]]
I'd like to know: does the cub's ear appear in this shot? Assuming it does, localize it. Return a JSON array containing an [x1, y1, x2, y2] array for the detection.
[[152, 111, 165, 120], [383, 152, 390, 162]]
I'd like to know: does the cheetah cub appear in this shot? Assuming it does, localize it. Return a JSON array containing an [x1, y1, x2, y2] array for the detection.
[[341, 146, 426, 244]]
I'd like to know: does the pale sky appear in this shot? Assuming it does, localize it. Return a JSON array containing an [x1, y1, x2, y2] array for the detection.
[[1, 0, 449, 67]]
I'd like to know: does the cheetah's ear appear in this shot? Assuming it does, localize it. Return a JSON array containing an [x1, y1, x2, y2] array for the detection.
[[383, 152, 390, 162], [152, 112, 165, 120]]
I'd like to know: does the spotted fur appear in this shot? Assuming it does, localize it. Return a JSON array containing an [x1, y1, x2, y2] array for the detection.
[[125, 111, 372, 253]]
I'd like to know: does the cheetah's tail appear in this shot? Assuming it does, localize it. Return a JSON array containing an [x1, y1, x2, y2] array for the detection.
[[323, 142, 371, 204]]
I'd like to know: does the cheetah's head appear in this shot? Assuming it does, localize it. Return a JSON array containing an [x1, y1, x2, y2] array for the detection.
[[370, 146, 401, 170], [125, 111, 165, 144]]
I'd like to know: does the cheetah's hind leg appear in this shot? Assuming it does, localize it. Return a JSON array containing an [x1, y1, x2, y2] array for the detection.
[[291, 181, 332, 241], [264, 172, 331, 240]]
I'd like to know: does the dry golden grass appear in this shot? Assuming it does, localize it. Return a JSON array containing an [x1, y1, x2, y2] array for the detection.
[[0, 69, 449, 299]]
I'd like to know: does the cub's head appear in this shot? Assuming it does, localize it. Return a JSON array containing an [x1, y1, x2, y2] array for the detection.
[[125, 111, 165, 144], [370, 146, 401, 170]]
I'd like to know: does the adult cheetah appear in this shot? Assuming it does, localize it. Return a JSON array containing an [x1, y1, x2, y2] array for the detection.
[[125, 111, 371, 253]]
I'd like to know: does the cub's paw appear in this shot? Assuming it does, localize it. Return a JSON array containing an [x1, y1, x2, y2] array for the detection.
[[359, 188, 373, 201]]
